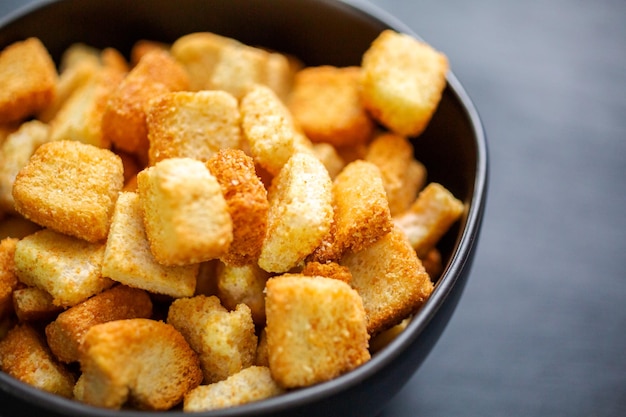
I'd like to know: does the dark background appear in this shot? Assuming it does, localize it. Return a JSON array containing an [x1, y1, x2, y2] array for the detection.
[[1, 0, 625, 416]]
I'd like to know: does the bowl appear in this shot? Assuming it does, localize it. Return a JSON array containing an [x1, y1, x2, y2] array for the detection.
[[0, 0, 488, 416]]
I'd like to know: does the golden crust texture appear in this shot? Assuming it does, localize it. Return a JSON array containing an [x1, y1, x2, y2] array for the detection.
[[0, 237, 18, 319]]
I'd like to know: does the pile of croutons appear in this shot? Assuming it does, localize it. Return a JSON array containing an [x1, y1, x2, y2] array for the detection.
[[0, 29, 464, 412]]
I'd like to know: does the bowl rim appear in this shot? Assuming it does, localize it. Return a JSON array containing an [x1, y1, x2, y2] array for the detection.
[[0, 0, 488, 415]]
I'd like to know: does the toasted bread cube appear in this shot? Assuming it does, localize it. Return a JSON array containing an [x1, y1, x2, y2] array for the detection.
[[101, 192, 198, 298], [14, 229, 113, 307], [216, 262, 270, 326], [0, 38, 57, 124], [0, 120, 50, 213], [0, 214, 41, 240], [341, 226, 433, 335], [311, 142, 346, 179], [206, 149, 269, 266], [45, 285, 152, 363], [393, 182, 464, 257], [365, 132, 426, 216], [258, 152, 333, 273], [12, 141, 124, 242], [0, 238, 18, 319], [137, 157, 233, 266], [240, 84, 300, 176], [147, 90, 242, 165], [101, 50, 189, 160], [0, 324, 75, 397], [12, 286, 62, 322], [361, 30, 448, 137], [302, 261, 352, 284], [210, 43, 271, 99], [167, 295, 258, 384], [78, 318, 202, 410], [58, 42, 100, 73], [310, 160, 392, 263], [264, 52, 295, 102], [288, 66, 375, 147], [130, 39, 169, 66], [265, 274, 370, 388], [184, 366, 284, 412], [100, 47, 129, 73]]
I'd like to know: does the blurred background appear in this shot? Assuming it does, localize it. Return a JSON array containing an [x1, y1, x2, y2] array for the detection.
[[0, 0, 625, 416]]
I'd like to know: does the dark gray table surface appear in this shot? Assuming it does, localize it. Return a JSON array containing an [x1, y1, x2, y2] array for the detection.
[[1, 1, 625, 416]]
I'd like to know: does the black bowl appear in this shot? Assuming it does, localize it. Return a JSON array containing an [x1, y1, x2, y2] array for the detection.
[[0, 1, 488, 416]]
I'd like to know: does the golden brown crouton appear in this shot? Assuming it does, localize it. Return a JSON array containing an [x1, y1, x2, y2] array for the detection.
[[130, 39, 169, 66], [340, 226, 433, 335], [137, 157, 233, 265], [265, 274, 370, 388], [361, 30, 448, 137], [0, 38, 57, 124], [78, 318, 202, 410], [258, 152, 333, 273], [12, 140, 124, 242], [288, 66, 375, 147], [0, 237, 18, 319], [184, 366, 284, 412], [46, 285, 153, 363], [101, 192, 198, 298], [14, 229, 113, 307], [167, 295, 258, 384], [147, 90, 242, 165], [365, 132, 426, 216], [302, 261, 352, 284], [215, 262, 270, 326], [206, 149, 269, 266], [209, 42, 272, 99], [393, 182, 465, 257], [0, 324, 75, 398], [12, 286, 62, 322]]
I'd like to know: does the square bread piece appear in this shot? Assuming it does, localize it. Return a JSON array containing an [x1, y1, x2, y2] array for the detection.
[[361, 30, 448, 137], [137, 157, 233, 266], [265, 274, 370, 389], [12, 286, 63, 323], [101, 191, 198, 298], [0, 37, 57, 124], [12, 140, 124, 243]]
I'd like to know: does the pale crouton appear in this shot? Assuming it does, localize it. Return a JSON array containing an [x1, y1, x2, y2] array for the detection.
[[12, 286, 62, 322], [311, 142, 346, 179], [393, 182, 464, 257], [361, 30, 449, 137], [137, 157, 233, 266], [288, 66, 375, 147], [365, 132, 426, 216], [0, 38, 57, 124], [0, 120, 50, 213], [340, 226, 433, 335], [78, 318, 202, 410], [13, 229, 113, 307], [265, 274, 370, 388], [147, 90, 242, 165], [12, 140, 124, 242], [0, 238, 18, 319], [0, 324, 75, 398], [302, 261, 352, 284], [209, 42, 271, 99], [57, 43, 100, 73], [167, 295, 258, 384], [184, 366, 284, 412], [206, 149, 269, 266], [215, 262, 270, 326], [264, 51, 295, 102], [258, 152, 333, 273], [46, 285, 153, 363], [101, 192, 198, 298], [101, 50, 189, 160], [240, 84, 300, 176]]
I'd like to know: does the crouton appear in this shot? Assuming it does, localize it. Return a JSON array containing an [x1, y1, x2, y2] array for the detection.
[[46, 285, 153, 363], [209, 42, 271, 99], [130, 40, 169, 66], [101, 192, 198, 298], [167, 295, 257, 384], [12, 140, 124, 242], [215, 262, 270, 326], [184, 366, 284, 412], [137, 157, 233, 266], [78, 318, 202, 410], [0, 237, 18, 319], [13, 229, 113, 307], [0, 120, 50, 213], [258, 152, 333, 273], [147, 90, 242, 165], [0, 324, 75, 398], [288, 66, 375, 147], [311, 142, 346, 179], [302, 261, 352, 284], [393, 182, 465, 257], [265, 274, 370, 388], [361, 30, 449, 137], [0, 38, 57, 124], [12, 286, 62, 322], [365, 132, 426, 216], [340, 226, 433, 335], [206, 149, 269, 266]]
